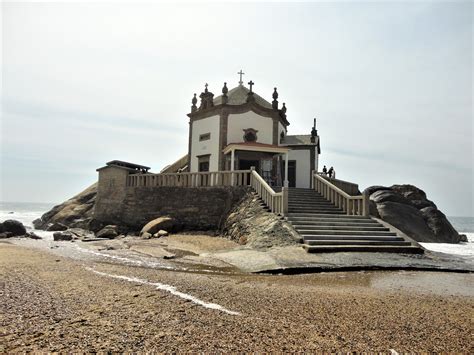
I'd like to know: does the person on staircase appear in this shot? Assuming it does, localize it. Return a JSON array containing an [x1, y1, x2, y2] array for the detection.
[[322, 165, 327, 176], [328, 166, 334, 178]]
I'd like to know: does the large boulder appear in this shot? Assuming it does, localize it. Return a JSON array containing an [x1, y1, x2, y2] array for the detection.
[[376, 202, 437, 242], [95, 225, 119, 239], [367, 184, 462, 243], [140, 217, 175, 236], [420, 207, 460, 243], [0, 220, 27, 236], [34, 183, 97, 230]]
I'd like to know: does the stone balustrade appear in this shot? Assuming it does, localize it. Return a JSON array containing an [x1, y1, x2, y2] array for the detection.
[[126, 170, 251, 188], [250, 169, 287, 215], [312, 172, 368, 216]]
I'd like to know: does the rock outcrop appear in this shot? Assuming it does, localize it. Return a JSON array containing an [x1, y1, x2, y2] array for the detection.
[[223, 192, 301, 249], [33, 183, 97, 230], [0, 220, 42, 239], [0, 220, 27, 236], [364, 184, 462, 243]]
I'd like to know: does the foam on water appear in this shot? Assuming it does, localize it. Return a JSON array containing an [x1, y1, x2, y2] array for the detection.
[[87, 268, 240, 315], [420, 233, 474, 258]]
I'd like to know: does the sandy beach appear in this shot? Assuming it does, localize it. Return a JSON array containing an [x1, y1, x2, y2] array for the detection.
[[1, 241, 472, 352]]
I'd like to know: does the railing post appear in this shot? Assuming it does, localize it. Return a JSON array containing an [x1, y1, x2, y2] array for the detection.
[[363, 193, 369, 216], [282, 186, 288, 216]]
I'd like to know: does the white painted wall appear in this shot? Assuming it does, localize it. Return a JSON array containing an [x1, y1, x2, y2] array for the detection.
[[227, 111, 273, 144], [190, 115, 220, 172], [288, 149, 311, 188]]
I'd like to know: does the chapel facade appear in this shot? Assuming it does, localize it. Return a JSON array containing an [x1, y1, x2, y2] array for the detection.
[[183, 74, 321, 188]]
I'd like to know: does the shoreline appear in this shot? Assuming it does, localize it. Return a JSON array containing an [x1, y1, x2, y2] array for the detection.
[[1, 242, 472, 352]]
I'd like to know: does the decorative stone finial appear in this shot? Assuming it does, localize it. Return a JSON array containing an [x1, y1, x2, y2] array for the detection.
[[191, 93, 198, 112], [272, 87, 279, 109], [222, 82, 228, 104], [311, 117, 317, 143], [237, 70, 245, 85], [281, 103, 287, 114], [199, 84, 214, 110]]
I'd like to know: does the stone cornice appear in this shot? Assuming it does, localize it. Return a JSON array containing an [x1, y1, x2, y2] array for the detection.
[[187, 102, 289, 127]]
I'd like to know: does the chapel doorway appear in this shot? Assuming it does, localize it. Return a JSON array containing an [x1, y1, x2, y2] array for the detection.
[[282, 160, 296, 187]]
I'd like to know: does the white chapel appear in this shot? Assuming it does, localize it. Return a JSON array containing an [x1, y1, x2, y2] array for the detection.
[[162, 72, 321, 189]]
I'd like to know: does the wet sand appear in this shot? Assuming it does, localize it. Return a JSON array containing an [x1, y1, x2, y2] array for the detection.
[[1, 242, 472, 352]]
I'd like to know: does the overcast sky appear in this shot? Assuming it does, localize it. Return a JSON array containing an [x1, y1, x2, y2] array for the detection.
[[1, 1, 473, 216]]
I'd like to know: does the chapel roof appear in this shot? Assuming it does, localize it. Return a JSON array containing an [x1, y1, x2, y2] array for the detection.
[[213, 84, 272, 109]]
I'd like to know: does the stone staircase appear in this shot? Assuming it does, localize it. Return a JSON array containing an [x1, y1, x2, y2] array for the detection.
[[286, 188, 423, 253]]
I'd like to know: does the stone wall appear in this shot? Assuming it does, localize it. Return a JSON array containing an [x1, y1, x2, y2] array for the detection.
[[95, 185, 249, 231]]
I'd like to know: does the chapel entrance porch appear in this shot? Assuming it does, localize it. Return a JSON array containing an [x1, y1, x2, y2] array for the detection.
[[223, 142, 290, 188]]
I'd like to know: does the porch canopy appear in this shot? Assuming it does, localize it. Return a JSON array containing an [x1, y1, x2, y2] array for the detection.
[[223, 142, 290, 187]]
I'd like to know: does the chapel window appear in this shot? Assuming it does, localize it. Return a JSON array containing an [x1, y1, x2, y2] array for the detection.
[[243, 128, 258, 142]]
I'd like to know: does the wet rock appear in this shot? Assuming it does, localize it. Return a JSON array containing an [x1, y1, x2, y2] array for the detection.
[[46, 222, 68, 232], [53, 232, 73, 241], [0, 232, 14, 239], [95, 225, 119, 239], [459, 234, 468, 242], [1, 220, 27, 236], [140, 217, 175, 236], [26, 232, 42, 240]]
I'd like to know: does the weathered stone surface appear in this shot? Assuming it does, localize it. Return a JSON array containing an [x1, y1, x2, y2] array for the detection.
[[141, 232, 152, 240], [96, 186, 249, 232], [223, 192, 301, 249], [377, 202, 436, 242], [367, 184, 462, 243], [140, 217, 174, 236], [46, 222, 68, 232], [420, 207, 460, 243], [96, 225, 119, 239], [153, 230, 169, 238], [53, 232, 73, 241], [34, 183, 97, 230], [1, 220, 27, 236], [370, 190, 411, 205]]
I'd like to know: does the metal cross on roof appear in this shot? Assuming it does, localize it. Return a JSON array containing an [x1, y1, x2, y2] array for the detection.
[[248, 80, 254, 92], [237, 70, 245, 85]]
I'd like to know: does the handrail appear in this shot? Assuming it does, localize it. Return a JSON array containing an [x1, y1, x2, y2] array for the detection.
[[312, 172, 368, 216], [250, 170, 287, 215]]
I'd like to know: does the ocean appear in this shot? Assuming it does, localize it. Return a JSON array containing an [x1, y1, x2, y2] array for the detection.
[[1, 201, 473, 259]]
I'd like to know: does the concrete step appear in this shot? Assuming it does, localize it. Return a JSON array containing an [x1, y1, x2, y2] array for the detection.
[[286, 220, 380, 227], [289, 202, 331, 206], [302, 235, 403, 241], [304, 239, 413, 246], [291, 225, 390, 232], [288, 210, 344, 215], [287, 213, 371, 219], [289, 205, 342, 210], [299, 230, 397, 236], [303, 245, 424, 254]]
